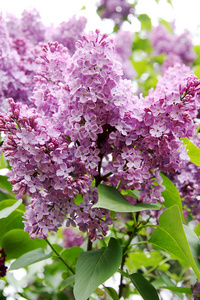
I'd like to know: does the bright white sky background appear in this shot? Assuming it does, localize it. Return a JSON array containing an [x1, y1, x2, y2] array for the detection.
[[1, 0, 200, 44]]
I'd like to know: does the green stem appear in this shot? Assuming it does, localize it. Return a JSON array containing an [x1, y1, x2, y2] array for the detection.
[[118, 225, 138, 298], [45, 238, 75, 274]]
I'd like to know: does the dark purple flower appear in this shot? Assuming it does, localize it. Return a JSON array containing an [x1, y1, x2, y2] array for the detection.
[[0, 249, 7, 277]]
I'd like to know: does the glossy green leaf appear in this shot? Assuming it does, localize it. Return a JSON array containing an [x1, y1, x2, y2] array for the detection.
[[194, 65, 200, 78], [74, 237, 122, 300], [0, 175, 15, 195], [129, 273, 159, 300], [149, 205, 200, 280], [194, 222, 200, 236], [0, 199, 22, 219], [183, 225, 200, 272], [2, 229, 46, 260], [9, 248, 53, 270], [159, 19, 173, 33], [160, 286, 192, 295], [131, 59, 147, 77], [94, 184, 161, 212], [159, 274, 183, 300], [126, 251, 163, 272], [181, 137, 200, 166], [0, 153, 9, 169], [60, 246, 84, 266], [60, 275, 75, 291], [0, 200, 25, 245], [160, 173, 184, 221], [104, 286, 119, 300], [0, 191, 14, 201], [138, 14, 152, 31]]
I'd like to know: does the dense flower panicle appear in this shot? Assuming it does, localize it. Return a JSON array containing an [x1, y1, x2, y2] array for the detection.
[[161, 53, 182, 73], [0, 249, 7, 278], [191, 281, 200, 300], [7, 9, 46, 44], [0, 14, 44, 112], [1, 30, 200, 241], [31, 42, 71, 123], [97, 0, 134, 26], [48, 16, 87, 55], [0, 12, 86, 114], [62, 227, 85, 248], [151, 24, 196, 63], [114, 30, 136, 80]]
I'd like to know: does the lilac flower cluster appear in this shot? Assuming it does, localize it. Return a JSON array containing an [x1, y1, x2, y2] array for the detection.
[[6, 9, 45, 45], [0, 249, 7, 278], [62, 227, 85, 248], [0, 11, 87, 113], [97, 0, 134, 26], [114, 30, 136, 80], [0, 14, 35, 112], [1, 30, 200, 241], [151, 24, 196, 65], [191, 281, 200, 300], [47, 15, 87, 55]]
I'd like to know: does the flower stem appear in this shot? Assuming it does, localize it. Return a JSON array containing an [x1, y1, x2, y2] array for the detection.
[[118, 213, 139, 298], [45, 238, 75, 274]]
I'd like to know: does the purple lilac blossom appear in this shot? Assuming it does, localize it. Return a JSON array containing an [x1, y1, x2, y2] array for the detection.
[[191, 280, 200, 300], [1, 31, 200, 242], [0, 12, 87, 113], [47, 15, 87, 55], [0, 249, 7, 278], [151, 24, 196, 64], [62, 227, 85, 248], [114, 30, 136, 80], [97, 0, 134, 26], [0, 14, 36, 112]]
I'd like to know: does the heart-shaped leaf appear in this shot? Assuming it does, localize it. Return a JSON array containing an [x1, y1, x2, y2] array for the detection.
[[74, 237, 122, 300], [94, 184, 161, 212]]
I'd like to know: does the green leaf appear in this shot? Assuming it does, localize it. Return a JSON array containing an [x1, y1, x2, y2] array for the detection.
[[129, 273, 159, 300], [0, 175, 15, 195], [94, 184, 161, 212], [149, 205, 200, 280], [2, 229, 46, 260], [0, 199, 22, 219], [126, 251, 163, 272], [160, 286, 192, 295], [159, 19, 173, 33], [0, 200, 25, 245], [159, 274, 183, 300], [0, 153, 9, 169], [9, 248, 53, 270], [60, 275, 75, 291], [74, 237, 122, 300], [104, 286, 119, 300], [60, 246, 84, 266], [138, 14, 152, 31], [181, 137, 200, 166], [183, 225, 200, 272], [194, 65, 200, 78], [194, 222, 200, 236], [0, 191, 14, 201], [194, 45, 200, 65], [132, 34, 153, 53], [160, 173, 184, 221], [131, 59, 147, 77]]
